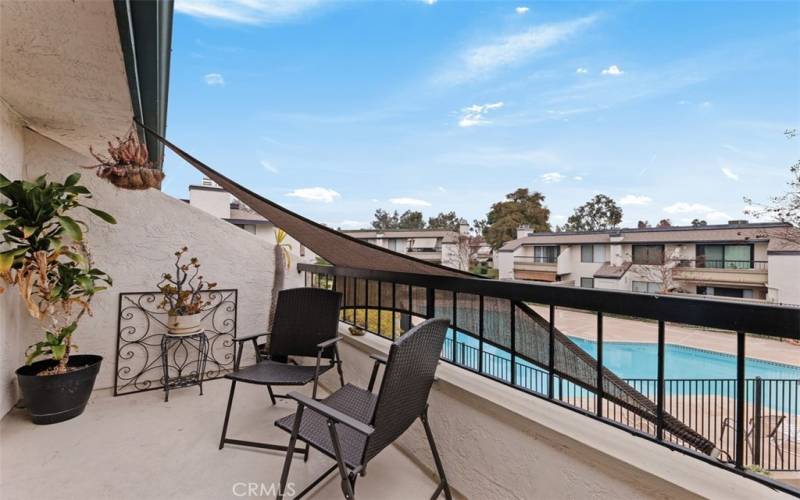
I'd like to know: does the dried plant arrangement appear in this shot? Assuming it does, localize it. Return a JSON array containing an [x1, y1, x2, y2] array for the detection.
[[88, 130, 164, 190]]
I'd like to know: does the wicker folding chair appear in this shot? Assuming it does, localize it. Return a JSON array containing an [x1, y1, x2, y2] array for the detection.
[[218, 287, 345, 454], [273, 317, 452, 500]]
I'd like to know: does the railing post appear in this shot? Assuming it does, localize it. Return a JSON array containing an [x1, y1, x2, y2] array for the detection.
[[478, 295, 484, 375], [391, 282, 397, 340], [426, 287, 435, 319], [510, 301, 516, 386], [656, 320, 665, 440], [452, 291, 458, 365], [596, 312, 604, 417], [753, 376, 763, 466], [735, 331, 746, 469], [376, 280, 381, 337], [548, 304, 555, 399]]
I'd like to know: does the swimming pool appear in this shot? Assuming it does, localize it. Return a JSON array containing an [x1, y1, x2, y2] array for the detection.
[[445, 331, 800, 380]]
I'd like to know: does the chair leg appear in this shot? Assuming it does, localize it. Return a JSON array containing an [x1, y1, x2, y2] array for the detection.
[[267, 385, 277, 405], [421, 407, 452, 500], [336, 360, 345, 388], [277, 405, 305, 500], [327, 419, 355, 500], [219, 380, 237, 450]]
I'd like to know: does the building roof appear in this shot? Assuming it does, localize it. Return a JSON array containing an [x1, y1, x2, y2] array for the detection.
[[594, 262, 632, 279], [499, 222, 800, 254], [344, 229, 462, 244]]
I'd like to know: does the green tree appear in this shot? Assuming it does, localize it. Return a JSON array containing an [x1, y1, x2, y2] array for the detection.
[[428, 211, 461, 231], [398, 210, 425, 229], [657, 219, 672, 228], [371, 209, 399, 230], [564, 194, 622, 232], [690, 219, 707, 227], [482, 188, 550, 249], [637, 220, 651, 228]]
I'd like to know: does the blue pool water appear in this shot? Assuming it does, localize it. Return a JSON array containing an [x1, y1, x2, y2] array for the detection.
[[568, 337, 800, 381], [445, 331, 800, 381]]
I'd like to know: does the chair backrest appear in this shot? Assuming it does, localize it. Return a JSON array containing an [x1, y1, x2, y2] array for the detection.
[[268, 287, 342, 359], [362, 317, 449, 463]]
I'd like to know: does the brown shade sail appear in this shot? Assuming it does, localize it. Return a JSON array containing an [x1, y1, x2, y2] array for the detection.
[[138, 122, 470, 278], [142, 122, 718, 457]]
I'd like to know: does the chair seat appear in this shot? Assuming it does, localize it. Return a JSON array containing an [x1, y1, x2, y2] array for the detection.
[[226, 360, 333, 386], [275, 384, 377, 468]]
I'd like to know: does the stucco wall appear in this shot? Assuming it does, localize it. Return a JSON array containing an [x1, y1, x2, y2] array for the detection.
[[320, 330, 793, 500], [767, 254, 800, 305], [0, 128, 303, 414], [0, 100, 31, 414]]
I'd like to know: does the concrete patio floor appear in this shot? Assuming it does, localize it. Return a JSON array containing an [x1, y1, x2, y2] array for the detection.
[[0, 379, 437, 500]]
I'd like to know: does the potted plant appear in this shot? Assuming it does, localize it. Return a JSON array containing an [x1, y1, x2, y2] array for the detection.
[[87, 129, 164, 190], [157, 247, 216, 335], [268, 228, 292, 330], [0, 173, 116, 424]]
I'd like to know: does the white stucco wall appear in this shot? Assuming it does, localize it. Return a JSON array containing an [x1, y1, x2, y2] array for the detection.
[[0, 128, 305, 414], [0, 100, 31, 415], [188, 186, 231, 219], [767, 253, 800, 305], [320, 331, 793, 500], [497, 251, 514, 280]]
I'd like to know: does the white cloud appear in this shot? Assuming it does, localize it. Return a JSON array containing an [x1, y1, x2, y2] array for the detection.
[[663, 202, 714, 214], [619, 195, 652, 206], [437, 186, 447, 192], [389, 197, 431, 207], [458, 101, 504, 127], [721, 166, 739, 181], [663, 203, 730, 223], [541, 172, 565, 183], [422, 0, 438, 4], [701, 101, 712, 108], [175, 0, 320, 25], [601, 65, 623, 76], [573, 175, 583, 181], [286, 187, 340, 203], [439, 15, 598, 84], [705, 211, 731, 222], [204, 73, 225, 86], [370, 198, 379, 203], [576, 67, 588, 74], [515, 6, 529, 14], [260, 160, 278, 174]]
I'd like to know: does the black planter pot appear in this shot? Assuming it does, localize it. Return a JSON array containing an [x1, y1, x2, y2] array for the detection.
[[15, 354, 102, 425]]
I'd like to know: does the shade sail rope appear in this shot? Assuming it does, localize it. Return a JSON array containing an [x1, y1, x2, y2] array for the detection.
[[139, 122, 717, 457]]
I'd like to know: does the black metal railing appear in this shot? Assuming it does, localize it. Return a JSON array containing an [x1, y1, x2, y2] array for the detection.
[[676, 259, 768, 271], [298, 263, 800, 493], [514, 255, 558, 264]]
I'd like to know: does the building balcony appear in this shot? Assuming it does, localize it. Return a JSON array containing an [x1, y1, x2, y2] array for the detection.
[[673, 259, 768, 286], [513, 256, 558, 281]]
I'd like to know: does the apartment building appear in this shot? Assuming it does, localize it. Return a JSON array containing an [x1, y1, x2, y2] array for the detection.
[[343, 222, 471, 271], [497, 222, 800, 305], [187, 179, 317, 263]]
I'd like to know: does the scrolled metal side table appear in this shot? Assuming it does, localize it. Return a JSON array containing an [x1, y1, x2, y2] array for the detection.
[[160, 332, 209, 402]]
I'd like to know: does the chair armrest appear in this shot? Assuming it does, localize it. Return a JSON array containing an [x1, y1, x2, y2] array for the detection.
[[234, 332, 269, 343], [369, 354, 388, 364], [317, 336, 343, 349], [288, 391, 374, 436]]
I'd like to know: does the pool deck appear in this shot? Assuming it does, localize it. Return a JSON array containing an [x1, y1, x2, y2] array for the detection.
[[530, 305, 800, 367]]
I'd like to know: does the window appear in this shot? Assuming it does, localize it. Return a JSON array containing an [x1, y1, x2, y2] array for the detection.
[[387, 239, 397, 251], [698, 286, 754, 299], [632, 245, 664, 265], [632, 281, 662, 293], [580, 277, 594, 288], [697, 244, 753, 269], [299, 244, 305, 257], [580, 244, 607, 263], [533, 245, 559, 263]]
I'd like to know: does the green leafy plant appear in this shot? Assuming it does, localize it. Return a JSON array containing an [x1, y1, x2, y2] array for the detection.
[[0, 173, 115, 373], [156, 247, 217, 316]]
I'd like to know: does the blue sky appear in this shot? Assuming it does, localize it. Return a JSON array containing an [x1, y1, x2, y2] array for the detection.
[[163, 0, 800, 230]]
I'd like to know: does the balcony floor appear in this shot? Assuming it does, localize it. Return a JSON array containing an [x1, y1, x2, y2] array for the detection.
[[0, 379, 436, 500]]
